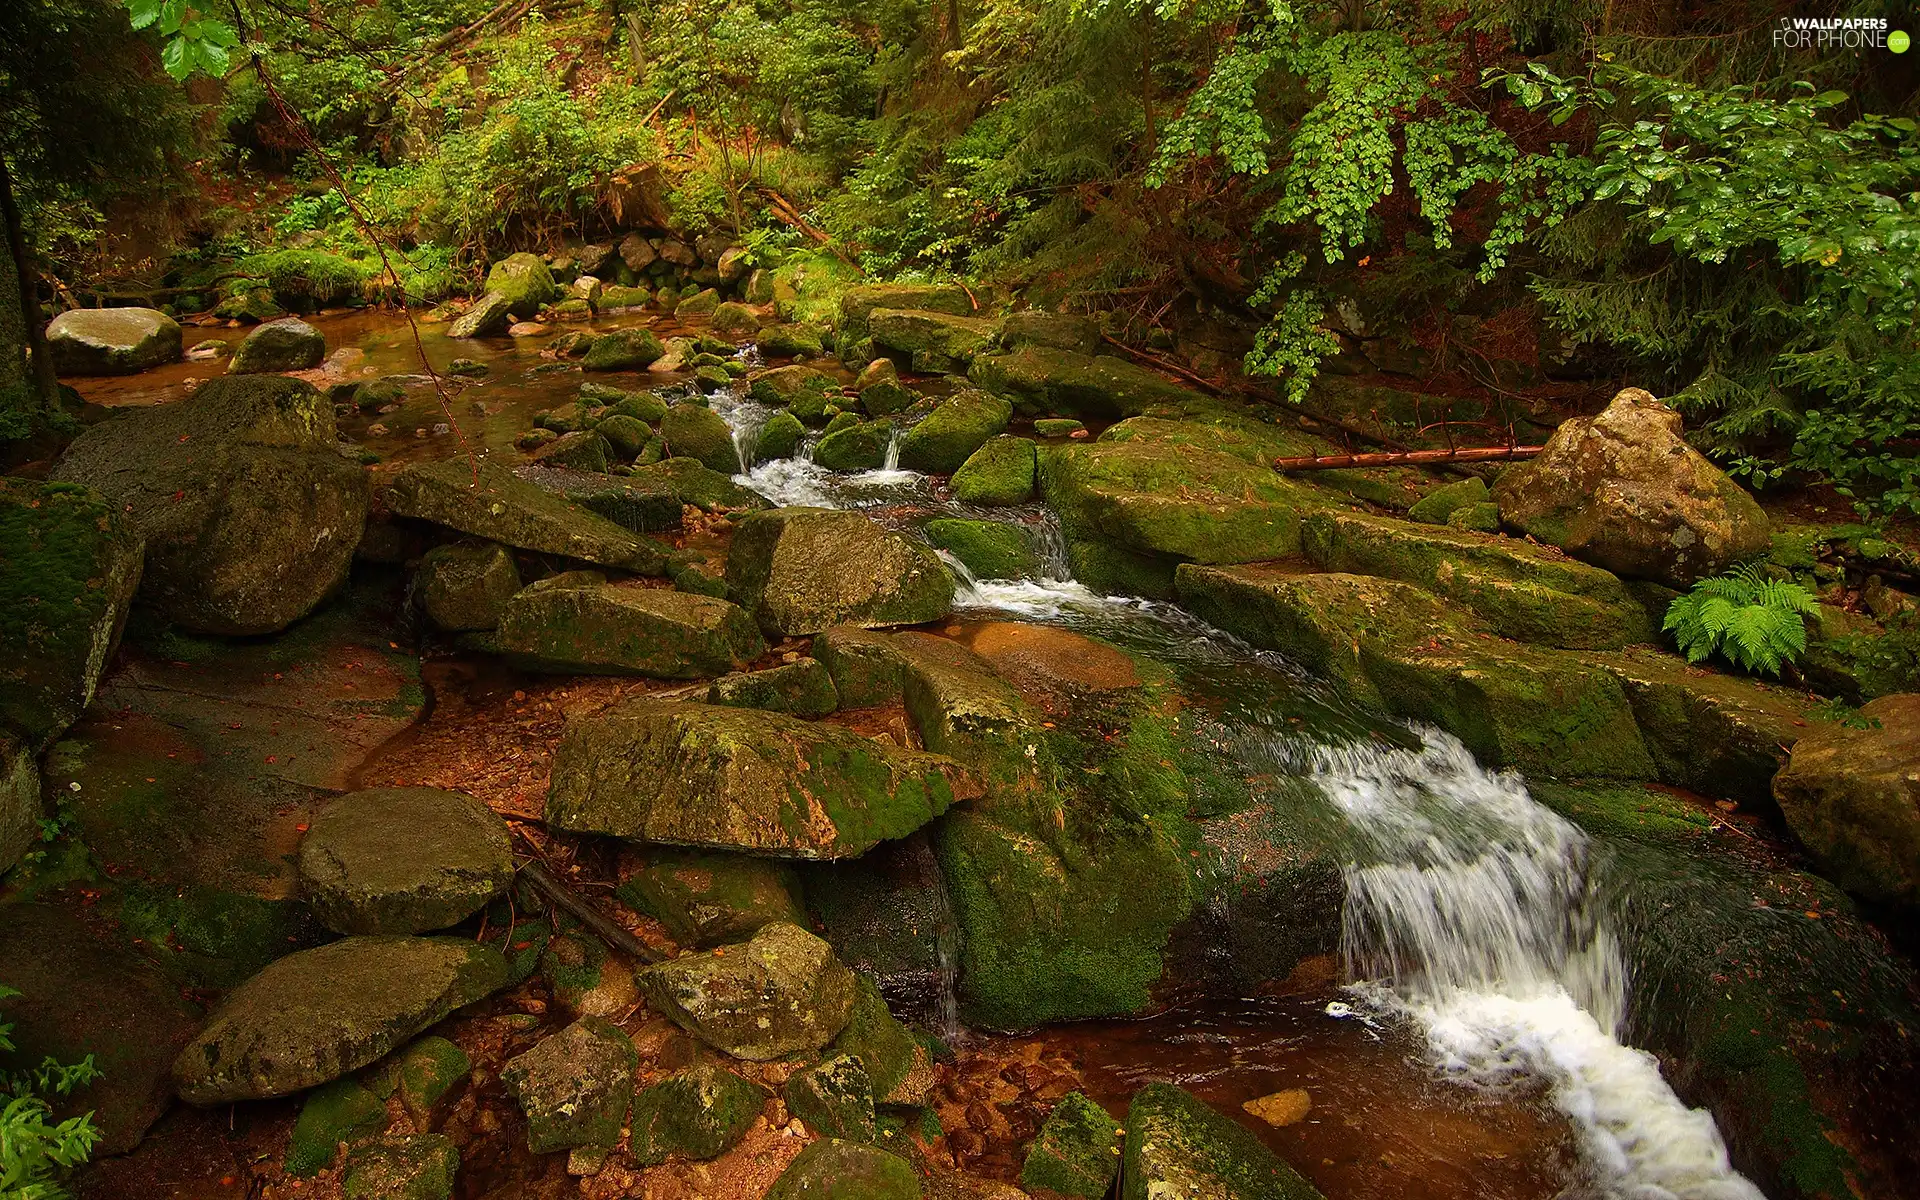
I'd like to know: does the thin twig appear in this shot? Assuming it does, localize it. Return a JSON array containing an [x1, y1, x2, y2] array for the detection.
[[518, 858, 663, 964]]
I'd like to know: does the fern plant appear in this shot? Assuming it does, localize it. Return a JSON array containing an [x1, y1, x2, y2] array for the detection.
[[1663, 564, 1818, 676]]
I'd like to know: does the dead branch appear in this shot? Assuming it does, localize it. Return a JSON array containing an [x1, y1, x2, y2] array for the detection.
[[518, 858, 663, 964], [1273, 445, 1545, 471]]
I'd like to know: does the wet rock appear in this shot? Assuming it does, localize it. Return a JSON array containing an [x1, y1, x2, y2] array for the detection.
[[446, 356, 488, 376], [1773, 693, 1920, 909], [925, 518, 1037, 581], [229, 317, 326, 373], [525, 429, 612, 473], [809, 628, 1036, 776], [514, 464, 686, 533], [616, 848, 807, 948], [493, 582, 764, 676], [860, 379, 917, 418], [484, 252, 557, 317], [502, 1017, 637, 1154], [413, 540, 521, 631], [583, 328, 666, 371], [784, 1054, 876, 1141], [628, 1064, 769, 1164], [828, 975, 935, 1107], [727, 508, 955, 636], [897, 390, 1012, 474], [754, 410, 806, 464], [757, 323, 824, 358], [343, 1134, 459, 1200], [1123, 1082, 1323, 1200], [1243, 1089, 1311, 1127], [1301, 509, 1652, 650], [1493, 388, 1771, 588], [839, 284, 976, 365], [767, 1138, 923, 1200], [869, 308, 997, 373], [814, 418, 892, 471], [970, 345, 1206, 419], [673, 562, 729, 598], [384, 458, 670, 573], [173, 936, 509, 1104], [287, 1078, 387, 1175], [950, 435, 1037, 506], [961, 623, 1140, 698], [1021, 1091, 1120, 1199], [661, 403, 742, 474], [594, 413, 655, 458], [547, 698, 977, 857], [0, 478, 143, 750], [996, 310, 1100, 356], [799, 833, 959, 1027], [638, 922, 858, 1060], [1406, 475, 1489, 525], [711, 301, 762, 336], [448, 292, 514, 338], [748, 363, 836, 407], [707, 658, 840, 717], [628, 457, 769, 512], [297, 787, 515, 935], [46, 306, 182, 375], [50, 375, 368, 635]]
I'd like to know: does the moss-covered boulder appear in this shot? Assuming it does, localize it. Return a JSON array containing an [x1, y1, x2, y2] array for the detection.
[[1123, 1083, 1323, 1200], [726, 508, 955, 636], [412, 540, 520, 632], [1034, 417, 1085, 437], [868, 308, 998, 373], [626, 457, 767, 512], [484, 252, 558, 317], [707, 658, 840, 717], [950, 435, 1036, 506], [638, 922, 858, 1060], [594, 413, 654, 459], [296, 787, 514, 935], [838, 283, 976, 366], [46, 307, 182, 375], [896, 390, 1012, 474], [756, 323, 824, 359], [546, 698, 978, 857], [1300, 509, 1653, 650], [996, 310, 1100, 355], [814, 418, 892, 471], [1493, 388, 1771, 588], [826, 975, 934, 1107], [493, 581, 765, 677], [501, 1016, 636, 1154], [629, 1065, 769, 1164], [513, 465, 685, 533], [0, 478, 143, 750], [615, 848, 806, 948], [1447, 500, 1500, 532], [710, 301, 762, 336], [582, 328, 666, 371], [1022, 1091, 1122, 1199], [172, 936, 508, 1104], [1406, 475, 1489, 525], [747, 363, 836, 407], [661, 403, 743, 475], [859, 379, 916, 418], [784, 1054, 875, 1141], [753, 410, 806, 464], [384, 458, 670, 573], [447, 292, 512, 339], [768, 1139, 922, 1200], [50, 375, 368, 635], [678, 287, 721, 317], [342, 1135, 458, 1200], [525, 429, 612, 474], [970, 345, 1207, 419], [924, 518, 1037, 580], [1773, 694, 1920, 910], [286, 1077, 387, 1176], [229, 317, 327, 373]]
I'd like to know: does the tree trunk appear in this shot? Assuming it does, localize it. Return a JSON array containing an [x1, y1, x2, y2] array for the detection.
[[0, 155, 57, 438]]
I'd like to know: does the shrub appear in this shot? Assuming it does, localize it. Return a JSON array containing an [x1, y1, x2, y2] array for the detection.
[[0, 984, 100, 1199], [1663, 564, 1819, 676]]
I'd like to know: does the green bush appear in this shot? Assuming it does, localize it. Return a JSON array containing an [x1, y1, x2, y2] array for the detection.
[[0, 985, 100, 1200], [1663, 565, 1819, 676]]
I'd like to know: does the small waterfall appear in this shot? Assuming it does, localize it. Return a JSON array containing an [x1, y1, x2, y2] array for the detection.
[[1027, 509, 1072, 582], [883, 422, 903, 470], [1314, 732, 1765, 1200]]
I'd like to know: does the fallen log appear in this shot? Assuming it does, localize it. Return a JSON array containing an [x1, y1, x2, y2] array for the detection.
[[1273, 445, 1544, 471]]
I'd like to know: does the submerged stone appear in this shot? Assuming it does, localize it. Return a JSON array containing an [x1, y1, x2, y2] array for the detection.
[[1123, 1082, 1323, 1200], [727, 508, 955, 636], [297, 787, 515, 935], [492, 582, 765, 677], [546, 697, 977, 858], [638, 922, 858, 1060], [173, 936, 508, 1104]]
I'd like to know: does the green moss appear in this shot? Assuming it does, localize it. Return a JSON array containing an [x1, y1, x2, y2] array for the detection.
[[897, 391, 1013, 474], [628, 1065, 769, 1165], [924, 519, 1037, 581], [826, 976, 923, 1104], [783, 1055, 876, 1142], [766, 1139, 921, 1200], [1123, 1082, 1323, 1200], [950, 435, 1038, 506], [613, 848, 806, 948], [815, 419, 893, 471], [582, 329, 666, 371], [287, 1078, 387, 1176], [1406, 476, 1489, 525], [234, 249, 368, 311], [1022, 1092, 1121, 1199], [754, 411, 806, 464], [707, 659, 841, 718]]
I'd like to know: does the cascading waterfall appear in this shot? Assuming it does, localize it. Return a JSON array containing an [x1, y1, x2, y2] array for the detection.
[[1313, 732, 1765, 1200]]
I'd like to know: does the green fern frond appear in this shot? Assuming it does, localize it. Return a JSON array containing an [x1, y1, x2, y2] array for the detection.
[[1663, 565, 1817, 676]]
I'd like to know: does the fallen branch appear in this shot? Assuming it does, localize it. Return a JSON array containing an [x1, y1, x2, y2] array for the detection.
[[1273, 445, 1545, 471], [518, 858, 663, 964], [754, 187, 860, 270]]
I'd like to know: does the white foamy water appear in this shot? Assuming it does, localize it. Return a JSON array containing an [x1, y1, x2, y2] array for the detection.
[[1315, 733, 1765, 1200]]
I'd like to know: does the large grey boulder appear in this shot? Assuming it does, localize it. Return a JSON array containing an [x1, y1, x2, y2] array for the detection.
[[1774, 694, 1920, 911], [638, 922, 857, 1060], [172, 936, 508, 1104], [50, 375, 367, 635], [546, 698, 977, 858], [726, 508, 954, 636], [297, 787, 515, 935], [1493, 387, 1771, 588], [46, 307, 182, 375], [384, 458, 670, 574], [229, 317, 327, 374], [492, 581, 765, 677]]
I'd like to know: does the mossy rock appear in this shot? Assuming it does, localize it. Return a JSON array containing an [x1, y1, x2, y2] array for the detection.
[[1022, 1091, 1122, 1199], [493, 582, 765, 678], [342, 1134, 458, 1200], [859, 380, 916, 418], [896, 390, 1013, 474], [600, 284, 653, 309], [595, 413, 655, 458], [227, 318, 327, 374], [638, 922, 858, 1060], [1447, 501, 1500, 532], [868, 308, 998, 373], [384, 458, 671, 573], [526, 430, 612, 474], [296, 787, 514, 935], [603, 390, 673, 424], [924, 518, 1037, 581], [838, 283, 976, 367], [726, 508, 955, 636], [766, 1138, 922, 1200], [754, 410, 806, 464], [46, 307, 183, 375], [1406, 475, 1489, 525], [996, 311, 1100, 356], [413, 541, 521, 632], [583, 328, 666, 371], [969, 345, 1208, 419], [826, 975, 933, 1107], [756, 323, 825, 358], [501, 1016, 637, 1154], [379, 1035, 471, 1120], [614, 848, 807, 948], [815, 419, 893, 471], [629, 1065, 769, 1164], [949, 435, 1037, 506], [0, 478, 143, 750], [512, 465, 686, 534], [673, 562, 729, 597], [547, 699, 978, 858], [1123, 1082, 1323, 1200], [747, 363, 835, 407], [784, 1055, 876, 1141], [822, 410, 861, 438], [287, 1078, 387, 1176], [707, 658, 840, 718], [628, 457, 768, 513], [484, 252, 558, 317], [661, 404, 743, 475], [678, 288, 721, 317], [1033, 417, 1085, 437], [694, 364, 733, 393]]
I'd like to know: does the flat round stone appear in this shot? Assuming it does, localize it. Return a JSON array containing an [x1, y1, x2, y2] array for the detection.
[[298, 787, 514, 935]]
